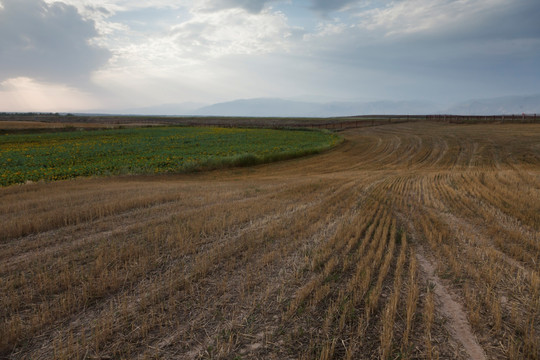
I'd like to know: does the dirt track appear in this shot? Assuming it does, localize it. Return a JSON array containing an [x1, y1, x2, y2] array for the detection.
[[1, 122, 539, 359]]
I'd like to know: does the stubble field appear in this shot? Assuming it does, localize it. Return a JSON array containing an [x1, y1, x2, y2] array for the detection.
[[1, 121, 539, 359]]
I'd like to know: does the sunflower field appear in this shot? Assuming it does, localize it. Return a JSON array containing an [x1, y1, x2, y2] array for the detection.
[[0, 126, 340, 186]]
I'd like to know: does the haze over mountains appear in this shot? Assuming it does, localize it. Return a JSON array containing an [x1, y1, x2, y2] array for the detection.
[[111, 95, 540, 117]]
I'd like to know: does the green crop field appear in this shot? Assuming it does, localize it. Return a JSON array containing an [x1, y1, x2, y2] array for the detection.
[[0, 126, 340, 186]]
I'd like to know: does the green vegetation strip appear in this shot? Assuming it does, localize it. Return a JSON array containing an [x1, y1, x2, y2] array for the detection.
[[0, 126, 340, 186]]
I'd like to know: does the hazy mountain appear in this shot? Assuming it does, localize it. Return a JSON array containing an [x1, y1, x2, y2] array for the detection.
[[446, 95, 540, 115], [194, 98, 318, 117], [97, 102, 206, 116], [194, 98, 439, 117], [84, 95, 539, 117]]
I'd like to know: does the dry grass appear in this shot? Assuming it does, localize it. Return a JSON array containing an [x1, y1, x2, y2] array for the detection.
[[1, 122, 539, 359]]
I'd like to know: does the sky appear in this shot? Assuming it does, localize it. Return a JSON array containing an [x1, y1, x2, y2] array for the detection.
[[0, 0, 539, 113]]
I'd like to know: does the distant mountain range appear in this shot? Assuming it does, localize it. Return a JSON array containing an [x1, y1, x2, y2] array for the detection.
[[106, 94, 540, 117], [112, 102, 205, 116], [446, 95, 540, 115], [193, 98, 440, 117]]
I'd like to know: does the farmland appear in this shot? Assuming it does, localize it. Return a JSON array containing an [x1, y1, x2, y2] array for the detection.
[[0, 127, 340, 186], [1, 121, 539, 359]]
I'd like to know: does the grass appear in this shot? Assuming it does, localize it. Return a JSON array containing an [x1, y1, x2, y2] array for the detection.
[[0, 126, 340, 186], [0, 121, 538, 359]]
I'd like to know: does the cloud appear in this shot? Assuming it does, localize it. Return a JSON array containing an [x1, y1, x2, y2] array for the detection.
[[304, 0, 540, 63], [0, 0, 110, 84], [43, 0, 184, 13], [310, 0, 360, 13], [170, 8, 293, 58], [2, 0, 537, 112], [196, 0, 278, 14], [287, 0, 540, 103], [55, 0, 278, 15], [355, 0, 540, 39]]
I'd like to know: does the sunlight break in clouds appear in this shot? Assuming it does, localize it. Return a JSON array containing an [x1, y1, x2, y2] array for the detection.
[[0, 77, 99, 112], [171, 8, 292, 57]]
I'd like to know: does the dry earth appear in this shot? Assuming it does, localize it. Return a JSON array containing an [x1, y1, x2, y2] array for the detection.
[[1, 122, 539, 359]]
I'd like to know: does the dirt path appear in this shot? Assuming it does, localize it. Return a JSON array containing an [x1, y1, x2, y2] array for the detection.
[[416, 251, 487, 360]]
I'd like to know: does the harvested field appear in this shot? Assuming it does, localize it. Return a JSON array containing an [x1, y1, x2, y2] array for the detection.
[[1, 122, 539, 359]]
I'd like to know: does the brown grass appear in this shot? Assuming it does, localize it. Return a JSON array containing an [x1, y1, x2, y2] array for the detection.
[[1, 121, 539, 359]]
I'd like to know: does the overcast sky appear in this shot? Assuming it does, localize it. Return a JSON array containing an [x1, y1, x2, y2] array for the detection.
[[0, 0, 539, 112]]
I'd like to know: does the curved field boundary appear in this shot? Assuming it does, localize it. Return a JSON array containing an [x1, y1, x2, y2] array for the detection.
[[0, 126, 341, 186]]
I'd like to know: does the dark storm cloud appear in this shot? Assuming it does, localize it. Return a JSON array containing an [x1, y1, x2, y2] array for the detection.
[[298, 0, 540, 101], [411, 0, 540, 43], [0, 0, 110, 84]]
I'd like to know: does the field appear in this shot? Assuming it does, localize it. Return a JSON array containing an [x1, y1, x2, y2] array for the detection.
[[0, 127, 340, 186], [1, 121, 539, 359], [0, 121, 126, 130]]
